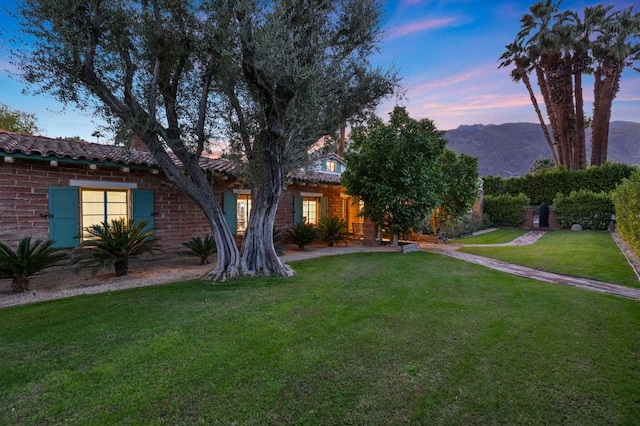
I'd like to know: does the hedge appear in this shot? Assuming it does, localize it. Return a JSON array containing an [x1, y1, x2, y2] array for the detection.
[[552, 190, 614, 230], [484, 163, 637, 205], [483, 193, 530, 227], [612, 171, 640, 257]]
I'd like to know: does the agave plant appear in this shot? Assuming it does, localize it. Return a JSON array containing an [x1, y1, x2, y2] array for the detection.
[[0, 237, 69, 293], [181, 235, 217, 264], [318, 216, 350, 247], [73, 218, 161, 276], [286, 223, 319, 250]]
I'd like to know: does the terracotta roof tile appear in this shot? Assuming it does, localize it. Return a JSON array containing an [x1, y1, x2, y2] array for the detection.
[[0, 131, 338, 185]]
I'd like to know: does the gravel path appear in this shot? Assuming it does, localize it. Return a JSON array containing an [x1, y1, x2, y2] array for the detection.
[[1, 231, 638, 309]]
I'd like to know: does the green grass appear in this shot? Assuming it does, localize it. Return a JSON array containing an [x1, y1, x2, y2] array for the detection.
[[453, 228, 528, 244], [459, 230, 639, 287], [1, 252, 639, 424]]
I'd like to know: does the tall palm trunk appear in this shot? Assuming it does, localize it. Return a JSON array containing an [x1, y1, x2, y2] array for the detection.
[[591, 66, 622, 166], [518, 60, 558, 165]]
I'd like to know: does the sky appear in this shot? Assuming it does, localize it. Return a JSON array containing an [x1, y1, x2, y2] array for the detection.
[[0, 0, 638, 142]]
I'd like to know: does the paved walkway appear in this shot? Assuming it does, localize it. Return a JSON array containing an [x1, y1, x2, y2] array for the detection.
[[421, 230, 640, 301]]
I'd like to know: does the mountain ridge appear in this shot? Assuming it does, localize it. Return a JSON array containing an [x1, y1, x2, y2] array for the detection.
[[443, 121, 640, 177]]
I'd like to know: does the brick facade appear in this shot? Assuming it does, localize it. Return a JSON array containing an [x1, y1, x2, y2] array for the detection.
[[0, 156, 346, 253]]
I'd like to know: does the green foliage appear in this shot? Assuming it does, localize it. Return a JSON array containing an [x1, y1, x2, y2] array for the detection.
[[436, 215, 491, 241], [342, 106, 447, 238], [286, 223, 319, 250], [273, 226, 285, 256], [0, 102, 41, 134], [433, 150, 479, 232], [612, 171, 640, 257], [553, 190, 614, 230], [73, 219, 161, 276], [317, 217, 350, 247], [484, 163, 637, 205], [529, 158, 556, 175], [483, 194, 530, 227], [181, 236, 216, 265], [0, 237, 68, 293]]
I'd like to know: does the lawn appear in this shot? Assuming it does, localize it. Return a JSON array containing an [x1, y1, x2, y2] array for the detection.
[[1, 252, 639, 425], [453, 228, 528, 244], [459, 230, 639, 288]]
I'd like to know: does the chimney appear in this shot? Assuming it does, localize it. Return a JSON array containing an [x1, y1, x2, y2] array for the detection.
[[130, 135, 148, 151], [338, 124, 346, 154]]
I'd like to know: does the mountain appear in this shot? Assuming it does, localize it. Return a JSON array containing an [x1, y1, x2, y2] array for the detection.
[[444, 121, 640, 177]]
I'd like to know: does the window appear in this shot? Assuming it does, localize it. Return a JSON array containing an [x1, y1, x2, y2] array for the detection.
[[81, 189, 128, 237], [326, 160, 337, 172], [302, 197, 319, 225], [237, 194, 251, 233]]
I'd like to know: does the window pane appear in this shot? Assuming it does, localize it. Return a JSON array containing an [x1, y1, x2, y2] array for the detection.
[[83, 203, 104, 216], [303, 197, 318, 225], [237, 195, 251, 233], [82, 190, 104, 203], [108, 191, 128, 203], [107, 203, 128, 216]]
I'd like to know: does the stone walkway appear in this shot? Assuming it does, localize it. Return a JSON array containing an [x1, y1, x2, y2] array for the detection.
[[422, 231, 640, 301]]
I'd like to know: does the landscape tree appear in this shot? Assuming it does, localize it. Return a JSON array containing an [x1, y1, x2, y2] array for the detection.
[[341, 107, 448, 245], [0, 102, 41, 134], [500, 1, 639, 169], [207, 0, 397, 276], [431, 150, 479, 233], [13, 0, 396, 279]]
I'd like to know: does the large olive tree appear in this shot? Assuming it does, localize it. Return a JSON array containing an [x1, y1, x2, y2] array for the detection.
[[13, 0, 396, 279]]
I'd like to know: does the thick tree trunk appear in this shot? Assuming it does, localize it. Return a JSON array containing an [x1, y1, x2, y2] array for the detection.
[[591, 69, 621, 166], [11, 276, 29, 293], [574, 70, 586, 169]]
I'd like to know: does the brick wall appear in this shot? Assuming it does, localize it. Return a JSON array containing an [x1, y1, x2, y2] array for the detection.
[[0, 158, 346, 253]]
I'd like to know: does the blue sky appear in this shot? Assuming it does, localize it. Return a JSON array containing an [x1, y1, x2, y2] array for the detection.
[[0, 0, 638, 141]]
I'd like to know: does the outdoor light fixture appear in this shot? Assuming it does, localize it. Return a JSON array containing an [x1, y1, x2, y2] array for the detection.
[[4, 156, 14, 163], [89, 164, 98, 171], [121, 167, 130, 173], [49, 160, 58, 167]]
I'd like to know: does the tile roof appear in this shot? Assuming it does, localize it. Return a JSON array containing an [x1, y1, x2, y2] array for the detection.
[[0, 131, 339, 185], [0, 131, 234, 175]]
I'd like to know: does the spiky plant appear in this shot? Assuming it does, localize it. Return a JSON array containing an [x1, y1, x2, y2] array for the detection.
[[181, 235, 217, 264], [73, 218, 161, 276], [318, 217, 350, 247], [286, 223, 319, 251], [0, 237, 69, 293]]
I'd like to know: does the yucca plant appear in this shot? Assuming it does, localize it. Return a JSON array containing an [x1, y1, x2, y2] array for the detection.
[[181, 235, 217, 264], [73, 218, 161, 276], [0, 237, 69, 293], [286, 223, 319, 250], [318, 216, 350, 247]]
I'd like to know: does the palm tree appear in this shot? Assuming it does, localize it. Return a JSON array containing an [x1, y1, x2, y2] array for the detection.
[[499, 40, 558, 165], [590, 7, 640, 166], [0, 237, 69, 293]]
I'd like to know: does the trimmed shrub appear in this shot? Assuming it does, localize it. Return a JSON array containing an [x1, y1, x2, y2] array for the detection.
[[483, 193, 530, 227], [612, 171, 640, 256], [552, 190, 614, 230], [437, 214, 490, 241], [484, 163, 637, 205]]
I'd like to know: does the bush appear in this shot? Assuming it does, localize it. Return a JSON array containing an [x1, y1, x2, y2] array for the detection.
[[553, 190, 614, 230], [483, 193, 530, 227], [612, 171, 640, 256], [0, 237, 69, 293], [181, 235, 216, 264], [73, 218, 161, 276], [286, 223, 319, 250], [484, 163, 637, 205], [318, 217, 349, 247], [437, 214, 491, 241]]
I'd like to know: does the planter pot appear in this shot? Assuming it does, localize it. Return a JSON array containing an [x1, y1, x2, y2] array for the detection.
[[399, 242, 420, 254]]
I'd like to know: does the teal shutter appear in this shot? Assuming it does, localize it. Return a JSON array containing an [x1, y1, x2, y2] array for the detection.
[[48, 187, 79, 248], [223, 192, 238, 235], [320, 159, 327, 171], [293, 195, 303, 225], [320, 197, 328, 219], [132, 189, 154, 230]]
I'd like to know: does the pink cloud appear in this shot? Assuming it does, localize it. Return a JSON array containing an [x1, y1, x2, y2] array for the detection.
[[388, 17, 457, 39]]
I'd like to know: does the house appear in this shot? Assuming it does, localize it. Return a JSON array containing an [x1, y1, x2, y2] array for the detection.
[[0, 131, 362, 252]]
